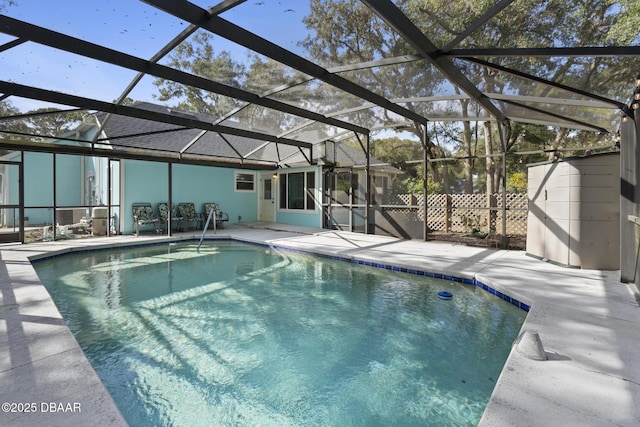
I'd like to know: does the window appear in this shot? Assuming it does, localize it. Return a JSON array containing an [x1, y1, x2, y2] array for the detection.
[[279, 171, 315, 210], [235, 172, 255, 192]]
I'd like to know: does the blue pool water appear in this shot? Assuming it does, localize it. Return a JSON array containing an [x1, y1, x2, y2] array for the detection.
[[35, 240, 526, 426]]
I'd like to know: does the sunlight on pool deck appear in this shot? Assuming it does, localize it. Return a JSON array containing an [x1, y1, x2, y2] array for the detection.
[[1, 222, 639, 426]]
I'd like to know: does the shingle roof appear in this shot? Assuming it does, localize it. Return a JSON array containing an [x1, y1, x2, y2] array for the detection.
[[94, 102, 388, 168]]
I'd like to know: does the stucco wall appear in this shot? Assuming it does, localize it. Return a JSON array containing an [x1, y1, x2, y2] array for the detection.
[[274, 166, 322, 228], [172, 163, 258, 228], [9, 152, 83, 226], [56, 154, 83, 207], [23, 152, 53, 226], [122, 160, 259, 234]]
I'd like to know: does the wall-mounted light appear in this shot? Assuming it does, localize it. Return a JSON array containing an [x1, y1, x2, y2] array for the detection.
[[636, 74, 640, 88]]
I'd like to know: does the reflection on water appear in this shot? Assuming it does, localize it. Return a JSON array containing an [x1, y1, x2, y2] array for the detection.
[[35, 241, 526, 426]]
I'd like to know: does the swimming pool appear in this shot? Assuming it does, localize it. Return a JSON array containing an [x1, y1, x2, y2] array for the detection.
[[35, 240, 526, 426]]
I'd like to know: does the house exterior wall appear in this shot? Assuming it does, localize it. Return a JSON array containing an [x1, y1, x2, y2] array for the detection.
[[122, 160, 166, 233], [5, 146, 325, 234], [3, 123, 107, 227], [276, 209, 322, 228], [172, 163, 257, 227], [56, 154, 83, 207], [24, 152, 53, 204], [122, 160, 327, 233], [23, 152, 53, 226], [274, 165, 323, 228], [121, 160, 259, 234], [4, 152, 85, 227]]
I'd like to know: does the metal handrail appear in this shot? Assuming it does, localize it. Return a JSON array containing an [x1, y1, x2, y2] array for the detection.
[[197, 208, 216, 252]]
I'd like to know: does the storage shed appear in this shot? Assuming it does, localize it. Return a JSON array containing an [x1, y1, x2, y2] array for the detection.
[[526, 152, 620, 269]]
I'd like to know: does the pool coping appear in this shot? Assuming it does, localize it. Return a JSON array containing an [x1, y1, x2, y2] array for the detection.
[[2, 225, 640, 426]]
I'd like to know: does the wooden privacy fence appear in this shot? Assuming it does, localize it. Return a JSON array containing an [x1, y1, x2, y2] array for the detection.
[[392, 193, 528, 236]]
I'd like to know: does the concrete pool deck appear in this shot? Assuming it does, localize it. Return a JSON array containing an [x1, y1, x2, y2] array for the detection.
[[1, 223, 639, 426]]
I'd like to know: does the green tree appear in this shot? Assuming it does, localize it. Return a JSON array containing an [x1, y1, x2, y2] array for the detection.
[[370, 137, 422, 173], [410, 0, 635, 188], [153, 31, 308, 134], [24, 108, 84, 140], [0, 100, 26, 155], [301, 0, 445, 183], [1, 100, 85, 151], [302, 0, 636, 195], [507, 171, 527, 193], [369, 136, 444, 194], [148, 0, 633, 195], [154, 31, 245, 118]]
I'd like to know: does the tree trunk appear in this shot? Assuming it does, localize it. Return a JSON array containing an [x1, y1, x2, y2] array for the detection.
[[483, 120, 496, 194], [482, 67, 498, 195], [442, 161, 451, 194], [483, 120, 497, 232], [414, 124, 442, 187], [548, 128, 569, 161], [462, 120, 474, 194], [459, 96, 475, 194]]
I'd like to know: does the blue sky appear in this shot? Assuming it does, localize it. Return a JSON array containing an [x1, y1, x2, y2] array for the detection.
[[1, 0, 311, 112]]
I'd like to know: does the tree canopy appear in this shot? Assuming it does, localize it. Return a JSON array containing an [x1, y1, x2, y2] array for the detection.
[[299, 0, 635, 193], [0, 100, 85, 158], [2, 0, 634, 195]]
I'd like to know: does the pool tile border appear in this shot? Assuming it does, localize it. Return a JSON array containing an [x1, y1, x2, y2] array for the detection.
[[28, 238, 200, 262], [264, 242, 531, 312]]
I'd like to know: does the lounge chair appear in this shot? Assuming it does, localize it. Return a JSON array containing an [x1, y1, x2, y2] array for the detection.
[[157, 202, 183, 232], [177, 202, 200, 231], [132, 202, 159, 236], [202, 203, 229, 230]]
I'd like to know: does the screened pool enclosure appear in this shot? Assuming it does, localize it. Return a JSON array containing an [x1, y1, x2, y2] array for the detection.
[[1, 1, 639, 254]]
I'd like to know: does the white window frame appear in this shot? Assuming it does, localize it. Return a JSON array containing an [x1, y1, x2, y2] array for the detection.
[[278, 169, 317, 212], [234, 171, 256, 192]]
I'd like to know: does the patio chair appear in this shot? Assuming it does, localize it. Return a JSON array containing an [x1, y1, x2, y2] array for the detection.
[[202, 203, 230, 230], [177, 202, 200, 231], [132, 202, 159, 236], [157, 202, 183, 232]]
